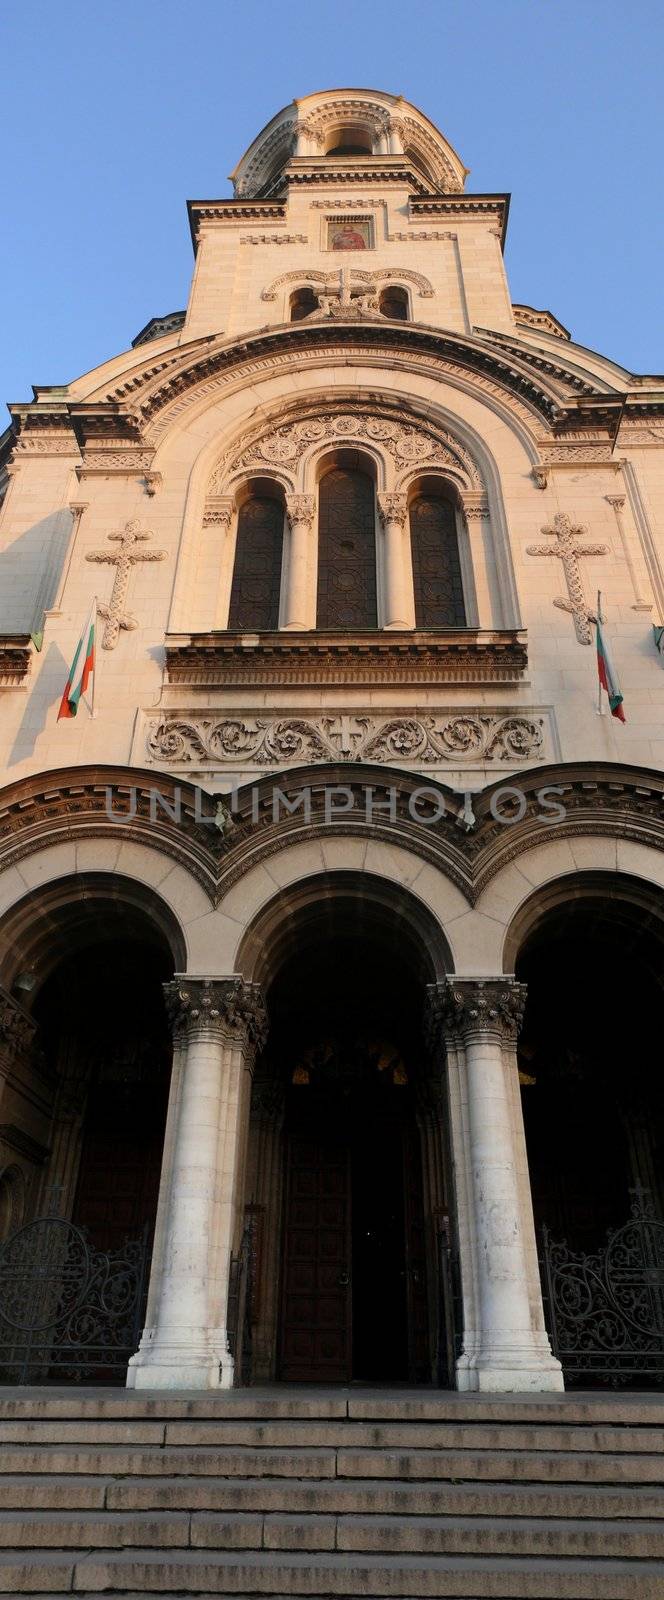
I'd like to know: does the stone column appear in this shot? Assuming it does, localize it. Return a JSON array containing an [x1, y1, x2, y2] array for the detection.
[[386, 116, 405, 154], [426, 978, 563, 1392], [127, 976, 267, 1391], [377, 493, 413, 629], [284, 495, 315, 630]]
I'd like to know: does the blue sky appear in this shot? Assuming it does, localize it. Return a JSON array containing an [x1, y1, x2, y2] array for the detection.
[[1, 0, 662, 416]]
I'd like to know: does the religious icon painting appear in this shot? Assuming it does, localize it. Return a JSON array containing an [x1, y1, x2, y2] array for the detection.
[[328, 218, 372, 251]]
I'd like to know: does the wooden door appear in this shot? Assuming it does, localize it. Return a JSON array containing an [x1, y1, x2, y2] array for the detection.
[[279, 1131, 351, 1382]]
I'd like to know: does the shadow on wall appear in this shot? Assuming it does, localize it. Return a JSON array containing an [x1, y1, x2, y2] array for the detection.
[[6, 639, 70, 768], [0, 512, 73, 634]]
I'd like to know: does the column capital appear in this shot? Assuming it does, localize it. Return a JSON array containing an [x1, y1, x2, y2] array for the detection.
[[605, 494, 626, 510], [460, 492, 490, 522], [164, 976, 268, 1050], [377, 492, 408, 528], [286, 493, 316, 530], [203, 495, 235, 529], [425, 977, 527, 1047]]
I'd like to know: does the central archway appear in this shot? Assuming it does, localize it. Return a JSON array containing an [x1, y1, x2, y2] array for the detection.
[[237, 873, 456, 1386]]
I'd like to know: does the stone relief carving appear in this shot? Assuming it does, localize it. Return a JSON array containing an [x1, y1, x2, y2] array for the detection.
[[86, 520, 167, 649], [146, 712, 544, 768], [527, 512, 608, 645], [164, 977, 268, 1049], [211, 409, 481, 491], [240, 234, 308, 246], [426, 978, 527, 1048], [262, 267, 434, 301]]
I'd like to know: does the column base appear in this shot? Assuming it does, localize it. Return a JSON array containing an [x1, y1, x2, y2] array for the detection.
[[126, 1330, 235, 1391], [456, 1335, 565, 1393]]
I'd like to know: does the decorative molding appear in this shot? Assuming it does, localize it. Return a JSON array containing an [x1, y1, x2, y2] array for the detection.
[[285, 494, 316, 530], [2, 762, 664, 913], [213, 405, 481, 493], [0, 637, 32, 688], [262, 266, 434, 302], [513, 305, 571, 341], [527, 513, 608, 645], [203, 496, 235, 529], [164, 977, 268, 1049], [86, 520, 167, 649], [426, 978, 527, 1047], [389, 230, 457, 241], [145, 712, 546, 769], [311, 198, 386, 209], [377, 493, 408, 528], [164, 629, 528, 689], [240, 233, 308, 245]]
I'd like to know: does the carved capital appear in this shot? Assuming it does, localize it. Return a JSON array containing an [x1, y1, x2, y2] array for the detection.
[[203, 496, 235, 529], [605, 495, 626, 511], [286, 494, 316, 531], [164, 976, 268, 1050], [425, 977, 527, 1048], [461, 493, 490, 522], [377, 492, 408, 529], [0, 989, 38, 1059]]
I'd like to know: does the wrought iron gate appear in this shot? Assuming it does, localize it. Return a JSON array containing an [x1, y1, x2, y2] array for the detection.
[[0, 1216, 150, 1383], [541, 1190, 664, 1386]]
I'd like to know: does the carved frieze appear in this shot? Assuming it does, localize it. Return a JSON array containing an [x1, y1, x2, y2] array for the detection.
[[145, 712, 545, 769], [213, 406, 481, 492], [164, 630, 528, 688], [0, 638, 32, 688]]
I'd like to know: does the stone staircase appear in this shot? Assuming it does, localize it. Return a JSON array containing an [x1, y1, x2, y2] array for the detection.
[[0, 1389, 663, 1596]]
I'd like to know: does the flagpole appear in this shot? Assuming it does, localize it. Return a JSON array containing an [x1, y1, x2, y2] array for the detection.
[[90, 596, 98, 720], [596, 589, 605, 716]]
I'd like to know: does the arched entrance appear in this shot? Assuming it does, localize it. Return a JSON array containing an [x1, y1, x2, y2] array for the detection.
[[508, 874, 664, 1385], [0, 874, 184, 1383], [238, 874, 457, 1386]]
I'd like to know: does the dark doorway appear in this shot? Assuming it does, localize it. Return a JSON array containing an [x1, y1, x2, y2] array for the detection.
[[268, 927, 432, 1384]]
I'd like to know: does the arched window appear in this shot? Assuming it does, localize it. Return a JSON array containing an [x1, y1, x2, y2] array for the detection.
[[379, 286, 409, 321], [228, 489, 284, 631], [410, 490, 466, 628], [290, 287, 318, 322], [317, 465, 377, 629], [325, 125, 374, 157]]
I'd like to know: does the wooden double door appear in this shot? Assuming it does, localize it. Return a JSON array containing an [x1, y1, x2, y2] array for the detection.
[[279, 1116, 429, 1383]]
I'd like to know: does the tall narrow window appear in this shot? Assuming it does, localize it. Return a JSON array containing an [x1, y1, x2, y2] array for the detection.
[[228, 494, 283, 631], [410, 493, 466, 628], [316, 467, 377, 629]]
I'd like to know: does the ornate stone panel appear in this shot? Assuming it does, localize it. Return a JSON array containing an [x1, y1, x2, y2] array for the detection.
[[144, 711, 547, 770]]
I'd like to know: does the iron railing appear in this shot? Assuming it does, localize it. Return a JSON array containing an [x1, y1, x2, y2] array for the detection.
[[0, 1216, 150, 1383], [541, 1190, 664, 1386]]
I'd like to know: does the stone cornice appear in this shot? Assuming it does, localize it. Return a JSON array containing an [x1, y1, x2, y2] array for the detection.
[[410, 193, 510, 246], [188, 199, 287, 248], [425, 977, 527, 1047], [164, 976, 268, 1048], [1, 761, 664, 911], [163, 629, 529, 688]]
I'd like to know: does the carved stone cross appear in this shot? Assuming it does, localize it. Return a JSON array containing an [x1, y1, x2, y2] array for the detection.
[[86, 520, 166, 649], [526, 513, 607, 644]]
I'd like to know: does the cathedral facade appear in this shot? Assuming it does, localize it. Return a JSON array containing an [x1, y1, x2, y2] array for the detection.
[[1, 89, 663, 1394]]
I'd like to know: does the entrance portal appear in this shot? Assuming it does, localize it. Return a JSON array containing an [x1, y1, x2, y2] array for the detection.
[[252, 916, 440, 1385]]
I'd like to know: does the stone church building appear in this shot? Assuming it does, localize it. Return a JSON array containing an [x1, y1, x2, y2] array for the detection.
[[1, 88, 663, 1399]]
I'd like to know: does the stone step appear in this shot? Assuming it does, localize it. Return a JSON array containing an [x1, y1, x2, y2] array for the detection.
[[2, 1472, 662, 1521], [2, 1547, 664, 1597], [0, 1441, 662, 1483], [1, 1508, 662, 1560], [1, 1415, 662, 1453], [1, 1388, 664, 1426]]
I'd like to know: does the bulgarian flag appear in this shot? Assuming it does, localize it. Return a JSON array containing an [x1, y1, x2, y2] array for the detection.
[[595, 608, 625, 723], [57, 600, 96, 720]]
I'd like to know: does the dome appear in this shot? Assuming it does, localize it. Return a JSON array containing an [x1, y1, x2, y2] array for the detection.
[[229, 89, 468, 199]]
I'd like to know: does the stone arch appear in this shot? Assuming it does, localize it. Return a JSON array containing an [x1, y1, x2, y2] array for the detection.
[[0, 871, 187, 996], [502, 868, 664, 974]]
